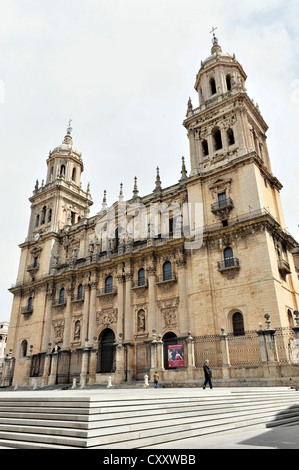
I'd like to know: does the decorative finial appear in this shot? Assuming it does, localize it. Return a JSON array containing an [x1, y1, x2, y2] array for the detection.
[[133, 176, 139, 199], [67, 119, 72, 135], [101, 190, 107, 210], [264, 314, 271, 329], [154, 167, 162, 193], [210, 27, 222, 54], [186, 97, 193, 117], [180, 157, 187, 182], [119, 183, 124, 202]]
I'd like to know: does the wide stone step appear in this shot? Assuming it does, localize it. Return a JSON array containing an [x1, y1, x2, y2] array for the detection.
[[1, 400, 298, 430], [0, 402, 298, 440], [0, 388, 297, 449], [0, 396, 295, 426]]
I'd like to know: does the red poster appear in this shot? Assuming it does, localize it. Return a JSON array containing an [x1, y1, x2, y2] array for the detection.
[[168, 344, 184, 368]]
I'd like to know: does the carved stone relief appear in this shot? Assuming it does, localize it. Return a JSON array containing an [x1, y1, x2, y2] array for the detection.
[[96, 309, 118, 327], [52, 319, 64, 343], [157, 297, 180, 330]]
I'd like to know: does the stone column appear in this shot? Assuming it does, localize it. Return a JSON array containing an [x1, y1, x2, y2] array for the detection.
[[87, 282, 98, 345], [114, 335, 126, 383], [263, 315, 279, 363], [220, 328, 230, 367], [237, 108, 250, 152], [150, 335, 157, 371], [63, 287, 72, 349], [81, 281, 90, 347], [22, 345, 33, 386], [176, 251, 189, 333], [147, 266, 157, 336], [156, 335, 164, 370], [257, 323, 268, 364], [41, 291, 54, 352], [189, 130, 199, 176], [42, 347, 52, 384], [124, 272, 133, 342], [116, 274, 125, 338], [48, 347, 59, 386], [88, 342, 98, 384], [80, 347, 90, 385], [186, 332, 196, 369], [221, 128, 228, 154]]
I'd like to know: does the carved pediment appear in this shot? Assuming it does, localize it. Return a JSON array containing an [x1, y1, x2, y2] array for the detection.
[[209, 178, 232, 198]]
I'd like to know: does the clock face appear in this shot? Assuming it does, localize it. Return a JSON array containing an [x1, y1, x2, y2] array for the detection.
[[34, 233, 40, 241]]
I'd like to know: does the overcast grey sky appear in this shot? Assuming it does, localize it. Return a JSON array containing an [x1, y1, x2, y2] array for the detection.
[[0, 0, 298, 322]]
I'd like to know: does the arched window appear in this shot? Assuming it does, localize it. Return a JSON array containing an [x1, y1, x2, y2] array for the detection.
[[210, 77, 217, 95], [35, 214, 40, 227], [97, 328, 115, 373], [232, 312, 245, 336], [138, 268, 145, 286], [163, 261, 172, 281], [202, 140, 209, 156], [27, 297, 33, 311], [77, 284, 83, 300], [227, 128, 235, 146], [105, 276, 113, 293], [59, 287, 65, 304], [41, 206, 46, 225], [212, 127, 223, 150], [60, 165, 66, 178], [48, 208, 52, 223], [20, 340, 28, 358], [224, 247, 234, 268], [72, 167, 76, 182], [226, 74, 232, 91], [287, 309, 294, 328]]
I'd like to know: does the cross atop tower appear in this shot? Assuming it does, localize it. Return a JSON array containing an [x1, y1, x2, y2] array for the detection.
[[209, 27, 218, 44], [67, 119, 72, 135]]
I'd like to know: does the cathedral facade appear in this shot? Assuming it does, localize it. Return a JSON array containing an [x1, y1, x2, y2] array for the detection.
[[2, 37, 299, 388]]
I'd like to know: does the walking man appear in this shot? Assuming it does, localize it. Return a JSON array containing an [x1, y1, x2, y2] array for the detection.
[[203, 359, 213, 389]]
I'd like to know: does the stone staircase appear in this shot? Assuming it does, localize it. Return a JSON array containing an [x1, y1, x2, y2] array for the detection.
[[0, 387, 298, 449]]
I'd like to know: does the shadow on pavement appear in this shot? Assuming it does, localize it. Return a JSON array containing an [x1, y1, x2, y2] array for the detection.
[[240, 405, 299, 449]]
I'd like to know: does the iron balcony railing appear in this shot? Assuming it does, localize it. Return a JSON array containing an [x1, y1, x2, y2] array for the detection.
[[211, 197, 234, 213], [97, 286, 118, 296], [156, 273, 177, 283], [27, 263, 39, 273], [132, 279, 148, 288], [218, 258, 240, 271], [278, 258, 291, 275], [21, 306, 33, 314]]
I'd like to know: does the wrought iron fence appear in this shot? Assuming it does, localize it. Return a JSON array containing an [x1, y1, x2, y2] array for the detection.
[[275, 327, 296, 364], [226, 330, 262, 366], [193, 334, 222, 368]]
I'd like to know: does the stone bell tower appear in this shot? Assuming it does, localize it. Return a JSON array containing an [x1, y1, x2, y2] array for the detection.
[[186, 32, 272, 176], [15, 123, 93, 285], [184, 32, 284, 230], [183, 32, 298, 334]]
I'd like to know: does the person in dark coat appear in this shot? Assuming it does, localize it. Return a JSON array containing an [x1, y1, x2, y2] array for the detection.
[[203, 359, 213, 389]]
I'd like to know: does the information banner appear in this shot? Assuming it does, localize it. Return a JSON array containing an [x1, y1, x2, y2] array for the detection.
[[167, 344, 184, 368]]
